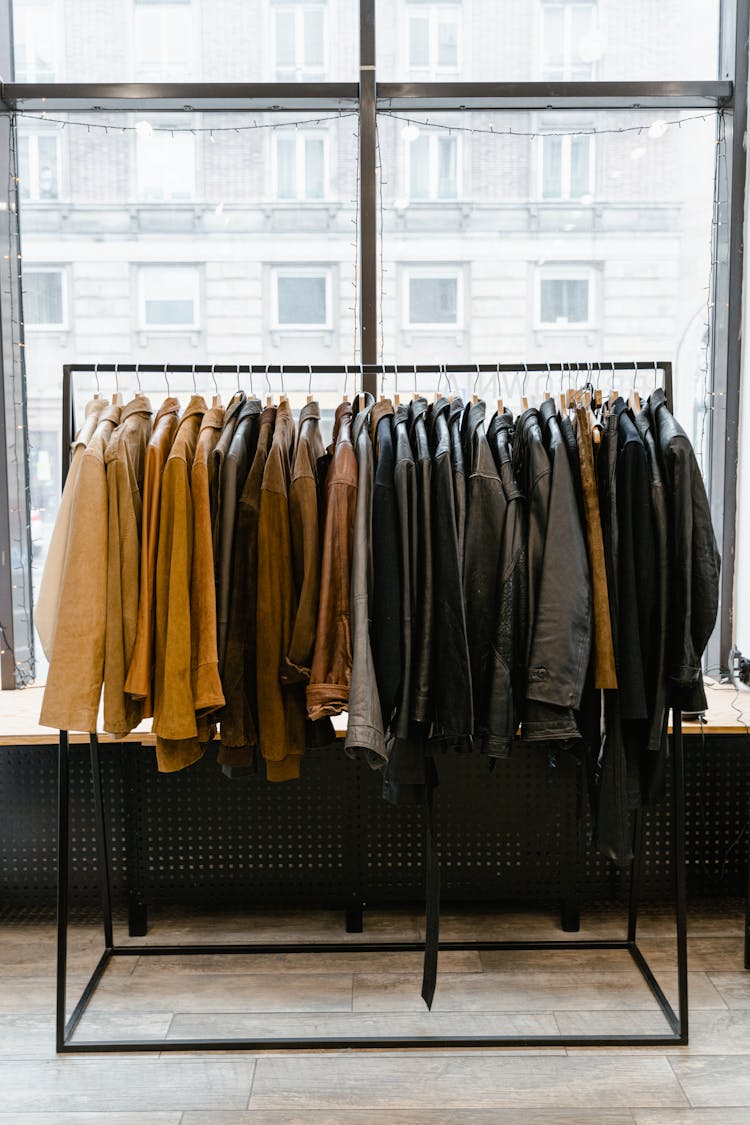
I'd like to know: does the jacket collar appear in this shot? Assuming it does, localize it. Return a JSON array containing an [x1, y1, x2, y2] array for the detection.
[[539, 397, 558, 427], [199, 405, 225, 433], [84, 396, 107, 420], [352, 393, 374, 444], [119, 393, 152, 423], [462, 398, 486, 445], [153, 396, 181, 426], [180, 395, 208, 424], [259, 404, 276, 431], [298, 400, 320, 428], [333, 399, 354, 446], [221, 390, 246, 432], [236, 395, 262, 423], [649, 386, 668, 415]]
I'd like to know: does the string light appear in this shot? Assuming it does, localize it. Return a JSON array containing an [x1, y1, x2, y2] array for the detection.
[[15, 108, 357, 137], [380, 108, 717, 141]]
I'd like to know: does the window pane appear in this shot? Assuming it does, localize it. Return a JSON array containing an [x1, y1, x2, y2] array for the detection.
[[144, 297, 194, 325], [541, 278, 588, 323], [304, 8, 325, 67], [138, 131, 195, 201], [305, 138, 325, 199], [437, 136, 458, 199], [378, 0, 719, 80], [409, 277, 457, 324], [275, 10, 296, 67], [409, 15, 430, 67], [409, 135, 430, 200], [542, 135, 562, 199], [569, 135, 590, 199], [141, 267, 196, 325], [17, 136, 31, 201], [276, 135, 297, 199], [13, 1, 56, 81], [37, 137, 59, 200], [437, 15, 458, 68], [24, 271, 63, 325], [277, 276, 327, 324]]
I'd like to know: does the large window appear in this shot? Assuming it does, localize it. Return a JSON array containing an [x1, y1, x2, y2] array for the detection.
[[540, 129, 594, 201], [405, 268, 462, 328], [537, 268, 594, 328], [540, 2, 600, 80], [134, 1, 193, 81], [273, 2, 327, 81], [138, 266, 200, 329], [12, 0, 58, 80]]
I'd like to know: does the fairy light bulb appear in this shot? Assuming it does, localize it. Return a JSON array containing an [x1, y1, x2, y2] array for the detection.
[[135, 121, 154, 139], [648, 119, 668, 139], [401, 123, 420, 142]]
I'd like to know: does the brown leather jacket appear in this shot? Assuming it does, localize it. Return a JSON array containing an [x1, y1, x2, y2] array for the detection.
[[257, 399, 306, 781], [152, 395, 206, 772], [307, 400, 358, 720], [124, 397, 180, 715], [103, 394, 153, 736], [40, 402, 122, 732], [191, 404, 226, 732]]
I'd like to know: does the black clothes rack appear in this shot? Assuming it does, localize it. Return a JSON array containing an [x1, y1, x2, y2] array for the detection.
[[55, 359, 687, 1052]]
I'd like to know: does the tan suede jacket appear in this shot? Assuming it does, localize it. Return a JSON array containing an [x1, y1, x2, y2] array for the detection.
[[36, 396, 107, 662], [103, 395, 153, 737], [40, 403, 122, 732], [152, 396, 206, 772], [124, 397, 181, 715], [256, 398, 306, 781], [307, 400, 358, 720], [191, 404, 226, 735]]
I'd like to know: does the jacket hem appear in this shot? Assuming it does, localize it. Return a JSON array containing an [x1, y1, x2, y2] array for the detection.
[[265, 754, 302, 781], [306, 683, 350, 719], [345, 723, 387, 761]]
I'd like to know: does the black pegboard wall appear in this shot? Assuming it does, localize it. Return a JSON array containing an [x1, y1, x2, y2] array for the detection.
[[1, 734, 748, 914]]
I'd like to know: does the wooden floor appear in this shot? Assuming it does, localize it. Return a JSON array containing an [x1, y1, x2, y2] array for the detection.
[[1, 902, 750, 1123]]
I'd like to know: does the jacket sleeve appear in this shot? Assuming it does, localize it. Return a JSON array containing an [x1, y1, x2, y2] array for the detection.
[[616, 438, 656, 721], [191, 458, 225, 717], [285, 471, 321, 683], [667, 435, 721, 705]]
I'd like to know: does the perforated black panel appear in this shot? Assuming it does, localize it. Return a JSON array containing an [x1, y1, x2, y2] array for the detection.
[[1, 734, 748, 914]]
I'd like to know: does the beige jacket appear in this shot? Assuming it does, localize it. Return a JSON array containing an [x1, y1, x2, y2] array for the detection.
[[124, 397, 181, 715], [40, 403, 122, 732], [36, 396, 107, 661], [152, 396, 206, 772], [103, 395, 153, 737]]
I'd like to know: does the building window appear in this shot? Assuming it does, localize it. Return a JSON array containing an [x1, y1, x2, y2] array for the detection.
[[540, 131, 594, 200], [406, 269, 462, 328], [273, 3, 326, 81], [272, 268, 331, 329], [134, 1, 193, 81], [136, 128, 196, 201], [23, 268, 66, 329], [138, 266, 199, 329], [408, 132, 459, 201], [17, 133, 61, 201], [274, 131, 328, 201], [407, 3, 460, 75], [537, 268, 593, 327], [541, 2, 598, 80], [13, 0, 58, 81]]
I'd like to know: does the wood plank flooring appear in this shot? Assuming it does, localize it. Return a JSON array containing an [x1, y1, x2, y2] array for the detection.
[[0, 902, 748, 1122]]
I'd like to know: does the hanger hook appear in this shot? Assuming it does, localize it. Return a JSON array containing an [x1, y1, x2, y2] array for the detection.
[[545, 362, 551, 396], [163, 363, 170, 396], [135, 364, 142, 394], [653, 359, 659, 389], [191, 364, 197, 394], [237, 365, 242, 393], [211, 364, 218, 397], [114, 363, 120, 393], [380, 365, 386, 400], [414, 364, 418, 397], [308, 364, 313, 399], [94, 362, 101, 396], [522, 362, 528, 401], [265, 365, 272, 398]]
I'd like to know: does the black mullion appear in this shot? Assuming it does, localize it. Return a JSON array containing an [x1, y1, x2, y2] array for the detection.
[[359, 0, 378, 384]]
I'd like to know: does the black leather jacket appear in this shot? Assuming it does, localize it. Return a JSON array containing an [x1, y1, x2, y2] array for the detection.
[[427, 396, 472, 747], [408, 397, 434, 726], [448, 397, 467, 575], [649, 387, 720, 712], [514, 403, 591, 743]]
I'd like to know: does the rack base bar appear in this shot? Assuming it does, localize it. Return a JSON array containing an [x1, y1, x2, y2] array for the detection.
[[58, 937, 685, 1052]]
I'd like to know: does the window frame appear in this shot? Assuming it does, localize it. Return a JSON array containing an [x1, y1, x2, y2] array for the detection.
[[535, 264, 595, 330], [11, 0, 60, 82], [538, 125, 595, 202], [404, 264, 464, 330], [271, 265, 333, 330], [16, 127, 62, 202], [539, 0, 599, 82], [134, 122, 197, 203], [137, 264, 201, 331], [21, 265, 68, 330], [133, 0, 195, 82]]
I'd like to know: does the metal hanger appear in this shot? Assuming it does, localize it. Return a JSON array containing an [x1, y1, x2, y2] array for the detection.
[[112, 363, 122, 406], [307, 365, 313, 404], [163, 363, 171, 397], [265, 365, 273, 407], [211, 364, 221, 409], [496, 362, 503, 415], [93, 362, 101, 399], [135, 365, 142, 395], [521, 363, 529, 410]]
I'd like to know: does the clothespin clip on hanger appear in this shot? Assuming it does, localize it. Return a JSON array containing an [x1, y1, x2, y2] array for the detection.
[[521, 363, 529, 411], [112, 363, 122, 406], [211, 365, 221, 409]]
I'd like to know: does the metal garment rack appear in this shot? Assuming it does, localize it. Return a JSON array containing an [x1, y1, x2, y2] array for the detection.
[[56, 359, 687, 1052]]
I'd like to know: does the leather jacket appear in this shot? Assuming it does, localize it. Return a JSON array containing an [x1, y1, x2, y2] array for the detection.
[[487, 408, 528, 755], [345, 394, 387, 765], [448, 397, 467, 576], [370, 399, 401, 730], [462, 399, 506, 752], [514, 403, 591, 743], [427, 396, 472, 747], [649, 387, 720, 712], [408, 397, 434, 726], [217, 396, 261, 672]]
